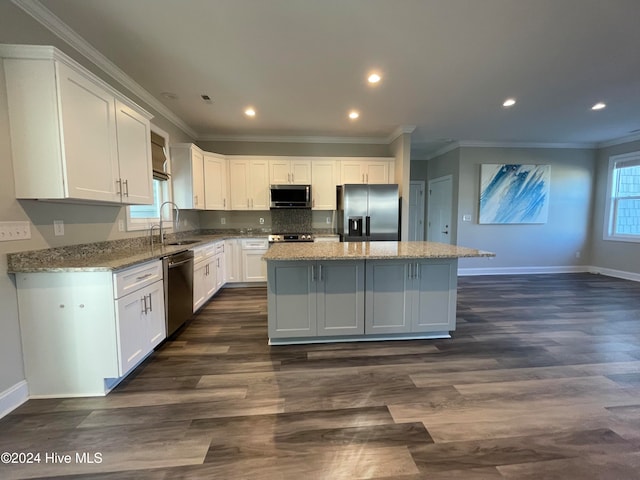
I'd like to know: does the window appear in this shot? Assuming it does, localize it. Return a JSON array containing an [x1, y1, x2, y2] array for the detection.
[[126, 126, 173, 231], [604, 151, 640, 242]]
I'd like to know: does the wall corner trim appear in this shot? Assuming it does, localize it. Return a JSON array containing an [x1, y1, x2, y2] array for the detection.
[[0, 380, 29, 419]]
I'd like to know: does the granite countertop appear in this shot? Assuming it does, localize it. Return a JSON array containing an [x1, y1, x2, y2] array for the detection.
[[6, 231, 270, 273], [263, 241, 495, 261]]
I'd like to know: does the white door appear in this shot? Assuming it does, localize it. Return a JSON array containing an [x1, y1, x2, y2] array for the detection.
[[427, 175, 453, 244], [408, 181, 425, 241]]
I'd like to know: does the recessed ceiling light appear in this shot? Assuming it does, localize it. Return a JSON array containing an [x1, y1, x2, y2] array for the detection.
[[367, 73, 381, 84], [348, 110, 360, 120], [502, 98, 516, 107], [244, 107, 256, 117], [592, 102, 606, 110]]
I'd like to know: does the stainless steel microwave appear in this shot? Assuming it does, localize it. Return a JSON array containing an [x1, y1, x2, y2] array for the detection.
[[270, 184, 312, 209]]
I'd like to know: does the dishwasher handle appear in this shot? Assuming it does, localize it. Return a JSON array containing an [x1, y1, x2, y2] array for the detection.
[[168, 257, 193, 268]]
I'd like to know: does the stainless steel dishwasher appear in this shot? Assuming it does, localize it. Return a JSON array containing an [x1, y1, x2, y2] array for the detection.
[[163, 249, 194, 337]]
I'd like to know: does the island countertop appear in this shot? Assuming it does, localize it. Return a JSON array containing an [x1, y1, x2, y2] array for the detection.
[[263, 241, 495, 261]]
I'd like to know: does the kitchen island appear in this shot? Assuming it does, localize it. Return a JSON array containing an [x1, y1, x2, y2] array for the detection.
[[264, 241, 494, 344]]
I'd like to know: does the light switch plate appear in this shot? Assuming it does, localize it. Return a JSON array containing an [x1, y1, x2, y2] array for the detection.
[[462, 214, 472, 222], [0, 221, 31, 241], [53, 220, 64, 236]]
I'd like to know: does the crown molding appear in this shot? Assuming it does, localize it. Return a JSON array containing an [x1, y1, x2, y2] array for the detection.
[[197, 133, 391, 144], [597, 132, 640, 149], [425, 141, 460, 160], [11, 0, 197, 139], [457, 140, 596, 149], [387, 125, 416, 143]]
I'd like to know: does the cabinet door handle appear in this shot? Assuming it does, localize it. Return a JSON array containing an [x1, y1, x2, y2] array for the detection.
[[247, 198, 250, 208], [311, 264, 316, 281], [291, 173, 294, 183], [408, 263, 412, 279], [362, 173, 365, 183], [366, 173, 369, 183], [147, 293, 152, 312], [223, 198, 226, 208], [318, 264, 323, 281], [142, 295, 148, 315], [116, 178, 122, 196], [123, 179, 129, 197], [136, 273, 153, 281]]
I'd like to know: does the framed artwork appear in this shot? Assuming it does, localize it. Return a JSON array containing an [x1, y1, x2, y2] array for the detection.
[[479, 164, 550, 224]]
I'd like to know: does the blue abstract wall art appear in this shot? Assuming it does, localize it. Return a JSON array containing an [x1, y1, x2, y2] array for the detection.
[[479, 164, 550, 224]]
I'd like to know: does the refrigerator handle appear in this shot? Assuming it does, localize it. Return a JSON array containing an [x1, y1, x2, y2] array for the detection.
[[365, 216, 371, 236]]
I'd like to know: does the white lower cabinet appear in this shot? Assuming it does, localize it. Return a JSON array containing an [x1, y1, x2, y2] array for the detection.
[[268, 260, 365, 339], [225, 239, 242, 282], [115, 278, 165, 376], [193, 241, 225, 312], [15, 260, 165, 397], [241, 238, 268, 282], [365, 259, 456, 334]]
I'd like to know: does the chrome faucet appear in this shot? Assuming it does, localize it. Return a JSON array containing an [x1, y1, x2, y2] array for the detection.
[[159, 201, 180, 246]]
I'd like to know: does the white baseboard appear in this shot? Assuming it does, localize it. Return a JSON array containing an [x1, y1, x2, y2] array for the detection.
[[588, 266, 640, 282], [458, 265, 591, 276], [0, 380, 28, 419]]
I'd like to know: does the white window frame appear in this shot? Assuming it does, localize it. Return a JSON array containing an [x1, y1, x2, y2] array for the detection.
[[603, 151, 640, 243], [125, 124, 174, 231]]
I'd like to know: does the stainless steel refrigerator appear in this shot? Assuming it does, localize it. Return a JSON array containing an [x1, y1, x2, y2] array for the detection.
[[337, 184, 400, 241]]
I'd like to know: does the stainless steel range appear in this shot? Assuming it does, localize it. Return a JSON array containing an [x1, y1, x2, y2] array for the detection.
[[268, 233, 314, 243]]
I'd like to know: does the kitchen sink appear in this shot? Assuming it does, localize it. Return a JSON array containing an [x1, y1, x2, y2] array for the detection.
[[167, 239, 200, 246]]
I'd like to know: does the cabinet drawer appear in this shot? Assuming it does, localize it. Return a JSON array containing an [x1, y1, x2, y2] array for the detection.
[[241, 238, 269, 249], [214, 241, 225, 255], [192, 242, 217, 262], [113, 260, 163, 299]]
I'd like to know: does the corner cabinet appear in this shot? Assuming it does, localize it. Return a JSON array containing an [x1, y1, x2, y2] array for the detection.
[[204, 152, 229, 210], [171, 144, 206, 210], [15, 260, 166, 397], [267, 260, 365, 339], [1, 45, 153, 205]]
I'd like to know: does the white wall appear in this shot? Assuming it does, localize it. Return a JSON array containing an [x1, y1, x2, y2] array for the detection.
[[591, 139, 640, 275]]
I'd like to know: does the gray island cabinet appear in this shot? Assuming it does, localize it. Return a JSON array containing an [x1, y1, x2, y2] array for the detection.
[[264, 241, 494, 345]]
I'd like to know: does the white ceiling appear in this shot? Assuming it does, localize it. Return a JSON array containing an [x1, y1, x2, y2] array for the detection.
[[24, 0, 640, 155]]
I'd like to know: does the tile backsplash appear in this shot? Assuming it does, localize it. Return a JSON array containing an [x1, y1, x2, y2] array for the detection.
[[271, 209, 312, 233]]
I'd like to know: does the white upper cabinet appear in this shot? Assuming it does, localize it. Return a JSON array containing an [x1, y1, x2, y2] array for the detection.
[[171, 144, 205, 210], [228, 156, 269, 210], [115, 100, 153, 204], [311, 159, 339, 210], [340, 158, 395, 184], [1, 45, 153, 205], [269, 157, 312, 184], [203, 152, 228, 210]]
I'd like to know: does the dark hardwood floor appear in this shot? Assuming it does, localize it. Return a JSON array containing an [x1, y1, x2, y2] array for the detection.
[[2, 273, 640, 479]]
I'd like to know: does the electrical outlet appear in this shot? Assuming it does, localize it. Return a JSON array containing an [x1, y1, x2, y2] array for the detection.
[[0, 221, 31, 241], [259, 217, 265, 225], [118, 220, 125, 232], [53, 220, 64, 236], [221, 217, 226, 225], [326, 217, 331, 224]]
